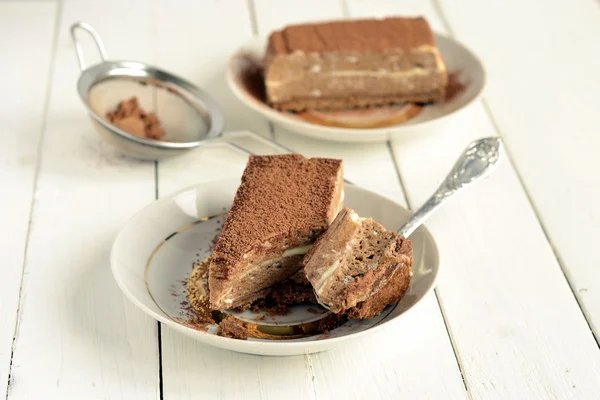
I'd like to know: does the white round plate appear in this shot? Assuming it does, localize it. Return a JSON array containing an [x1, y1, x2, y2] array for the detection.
[[111, 179, 440, 356], [227, 34, 485, 143]]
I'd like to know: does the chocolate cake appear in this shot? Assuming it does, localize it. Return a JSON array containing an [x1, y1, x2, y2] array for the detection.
[[303, 208, 413, 316], [209, 154, 344, 310], [187, 257, 338, 340], [264, 17, 447, 111]]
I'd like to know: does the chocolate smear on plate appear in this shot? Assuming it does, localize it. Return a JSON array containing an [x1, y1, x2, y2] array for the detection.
[[445, 72, 467, 102], [239, 54, 267, 103]]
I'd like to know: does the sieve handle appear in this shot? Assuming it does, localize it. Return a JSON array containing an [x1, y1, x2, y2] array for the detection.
[[209, 131, 295, 157], [70, 21, 108, 71], [230, 130, 298, 154], [211, 131, 356, 185]]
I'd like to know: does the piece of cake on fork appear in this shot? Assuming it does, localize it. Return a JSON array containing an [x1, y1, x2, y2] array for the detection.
[[263, 17, 447, 111], [209, 154, 344, 310], [303, 208, 413, 318]]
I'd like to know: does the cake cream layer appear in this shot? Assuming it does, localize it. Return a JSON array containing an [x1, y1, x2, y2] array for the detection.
[[264, 17, 448, 111], [267, 71, 446, 106], [209, 154, 344, 310]]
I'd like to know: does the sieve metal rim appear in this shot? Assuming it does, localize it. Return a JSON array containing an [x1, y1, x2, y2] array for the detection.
[[72, 22, 224, 150]]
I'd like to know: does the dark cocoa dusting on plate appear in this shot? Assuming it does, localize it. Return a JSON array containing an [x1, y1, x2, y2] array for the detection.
[[239, 54, 267, 103], [445, 72, 467, 102], [184, 259, 218, 325], [177, 294, 213, 333]]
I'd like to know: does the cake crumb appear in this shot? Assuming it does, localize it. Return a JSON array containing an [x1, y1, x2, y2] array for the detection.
[[217, 315, 249, 340]]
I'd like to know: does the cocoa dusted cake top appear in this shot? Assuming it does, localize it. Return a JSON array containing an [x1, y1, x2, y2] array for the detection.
[[267, 17, 436, 55], [263, 16, 447, 112], [212, 154, 343, 274]]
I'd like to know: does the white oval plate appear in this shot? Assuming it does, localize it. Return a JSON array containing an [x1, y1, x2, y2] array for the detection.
[[227, 34, 485, 143], [111, 179, 440, 356]]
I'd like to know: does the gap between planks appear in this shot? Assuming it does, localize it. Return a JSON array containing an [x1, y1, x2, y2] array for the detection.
[[296, 2, 353, 395], [386, 141, 471, 396], [304, 354, 318, 400], [262, 4, 463, 397], [430, 0, 599, 348], [4, 2, 62, 398], [339, 0, 469, 394], [152, 0, 165, 396], [154, 160, 164, 400], [248, 0, 275, 140]]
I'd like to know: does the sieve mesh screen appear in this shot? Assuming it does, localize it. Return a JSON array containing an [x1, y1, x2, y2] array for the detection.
[[88, 76, 211, 143]]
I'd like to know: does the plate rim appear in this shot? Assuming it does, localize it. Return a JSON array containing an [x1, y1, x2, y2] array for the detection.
[[226, 32, 487, 143], [110, 180, 441, 352]]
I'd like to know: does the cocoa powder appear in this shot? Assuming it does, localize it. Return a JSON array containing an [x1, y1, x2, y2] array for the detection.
[[106, 97, 166, 140]]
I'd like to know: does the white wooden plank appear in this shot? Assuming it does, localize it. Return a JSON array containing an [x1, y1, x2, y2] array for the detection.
[[160, 326, 316, 400], [253, 1, 467, 399], [7, 1, 159, 399], [154, 2, 315, 399], [347, 0, 600, 397], [392, 108, 600, 399], [154, 0, 269, 136], [437, 0, 600, 340], [0, 2, 58, 397], [310, 297, 467, 400]]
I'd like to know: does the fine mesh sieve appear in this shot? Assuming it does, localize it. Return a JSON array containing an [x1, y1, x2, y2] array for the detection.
[[71, 21, 226, 160]]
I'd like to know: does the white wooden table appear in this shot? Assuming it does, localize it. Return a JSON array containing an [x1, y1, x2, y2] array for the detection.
[[2, 0, 600, 399]]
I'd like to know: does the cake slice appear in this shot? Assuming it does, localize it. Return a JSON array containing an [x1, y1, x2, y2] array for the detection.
[[209, 154, 344, 310], [264, 17, 447, 111], [303, 208, 413, 316]]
